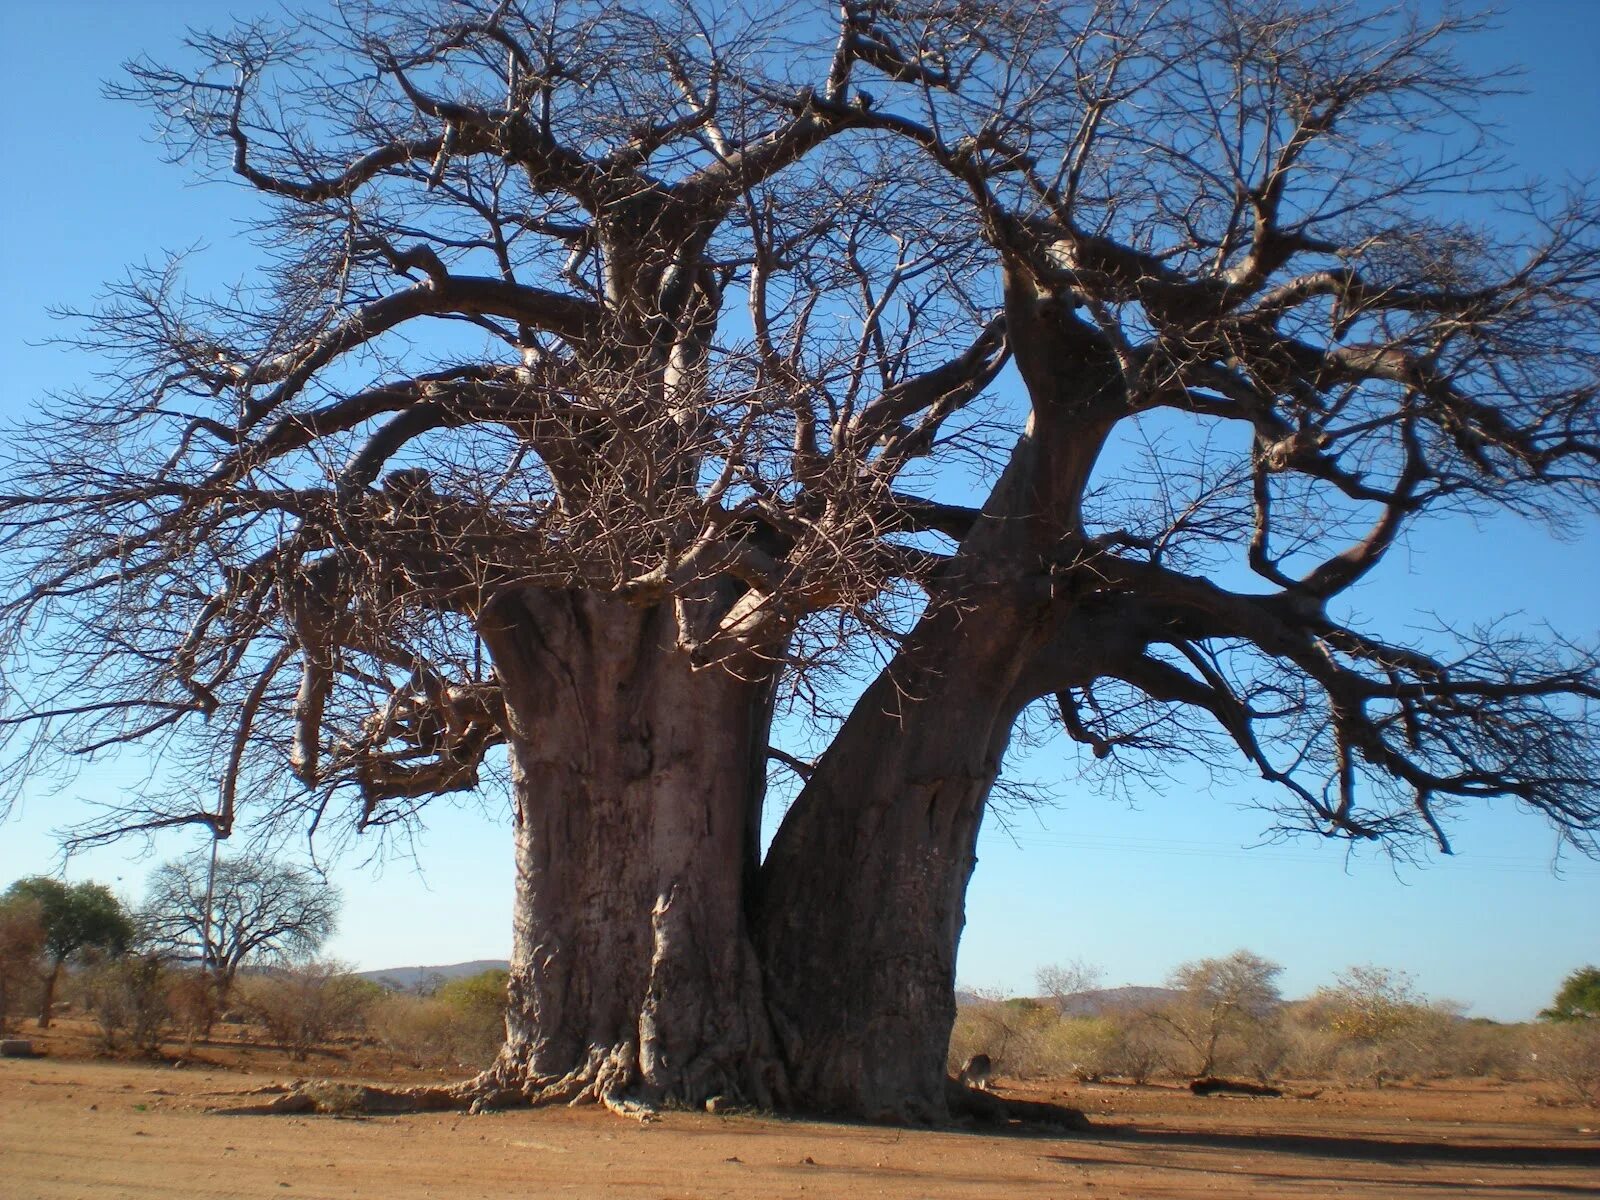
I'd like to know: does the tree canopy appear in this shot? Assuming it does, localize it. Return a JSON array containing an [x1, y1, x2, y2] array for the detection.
[[1540, 965, 1600, 1021], [3, 877, 134, 968], [140, 850, 340, 1005], [2, 877, 135, 1027], [1, 0, 1597, 1120]]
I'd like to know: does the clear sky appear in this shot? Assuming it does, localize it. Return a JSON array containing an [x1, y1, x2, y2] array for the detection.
[[1, 1, 1597, 1021]]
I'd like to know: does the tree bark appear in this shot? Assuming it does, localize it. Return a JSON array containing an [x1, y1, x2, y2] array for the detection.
[[37, 959, 61, 1029], [474, 589, 784, 1114], [757, 282, 1129, 1120], [756, 592, 1047, 1120]]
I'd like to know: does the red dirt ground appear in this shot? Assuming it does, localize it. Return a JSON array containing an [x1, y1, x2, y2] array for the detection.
[[4, 1019, 1596, 1198]]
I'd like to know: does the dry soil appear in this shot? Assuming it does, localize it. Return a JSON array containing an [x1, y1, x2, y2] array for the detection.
[[3, 1021, 1596, 1198]]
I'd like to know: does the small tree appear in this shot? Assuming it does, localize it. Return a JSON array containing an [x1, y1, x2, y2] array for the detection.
[[2, 878, 135, 1028], [1156, 951, 1284, 1078], [140, 851, 339, 1028], [1307, 964, 1447, 1084], [1540, 967, 1600, 1022], [1035, 959, 1105, 1013], [0, 893, 46, 1032]]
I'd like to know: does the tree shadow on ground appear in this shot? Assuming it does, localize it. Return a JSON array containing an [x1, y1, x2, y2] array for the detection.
[[1073, 1125, 1600, 1168]]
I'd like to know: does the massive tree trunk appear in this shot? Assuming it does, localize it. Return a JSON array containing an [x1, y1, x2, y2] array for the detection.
[[474, 589, 784, 1113], [459, 276, 1120, 1123], [756, 417, 1071, 1120], [756, 592, 1049, 1120], [758, 276, 1128, 1120]]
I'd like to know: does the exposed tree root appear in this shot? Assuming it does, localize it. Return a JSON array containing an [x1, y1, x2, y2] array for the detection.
[[207, 1056, 670, 1122], [208, 1069, 1090, 1132], [1188, 1077, 1284, 1098], [945, 1078, 1091, 1130], [209, 1080, 477, 1116], [506, 1045, 662, 1120]]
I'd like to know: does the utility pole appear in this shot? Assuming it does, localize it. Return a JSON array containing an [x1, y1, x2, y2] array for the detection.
[[198, 833, 220, 980]]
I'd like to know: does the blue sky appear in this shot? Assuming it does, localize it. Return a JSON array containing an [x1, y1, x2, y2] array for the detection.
[[1, 1, 1597, 1020]]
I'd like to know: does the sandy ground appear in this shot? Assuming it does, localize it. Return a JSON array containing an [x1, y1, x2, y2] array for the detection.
[[3, 1025, 1597, 1198]]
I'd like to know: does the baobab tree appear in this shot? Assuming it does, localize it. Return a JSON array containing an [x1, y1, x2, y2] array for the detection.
[[2, 0, 1598, 1122], [0, 0, 1003, 1117], [754, 0, 1600, 1117]]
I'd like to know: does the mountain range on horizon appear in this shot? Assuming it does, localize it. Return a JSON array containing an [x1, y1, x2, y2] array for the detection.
[[356, 959, 509, 990], [359, 961, 1184, 1016]]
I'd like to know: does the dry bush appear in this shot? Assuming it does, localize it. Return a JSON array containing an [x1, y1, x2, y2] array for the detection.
[[82, 952, 171, 1054], [164, 969, 219, 1042], [951, 998, 1188, 1084], [1437, 1019, 1526, 1081], [238, 960, 376, 1060], [1232, 1018, 1293, 1085], [1047, 1017, 1122, 1082], [367, 989, 504, 1069], [950, 964, 1535, 1094], [1530, 1022, 1600, 1106], [1140, 1000, 1273, 1080], [367, 968, 506, 1069], [1277, 971, 1524, 1086], [1099, 1011, 1174, 1084], [368, 993, 462, 1067], [1287, 967, 1435, 1085], [431, 969, 507, 1065], [0, 896, 45, 1032], [948, 996, 1012, 1075], [953, 995, 1227, 1085], [1003, 1013, 1098, 1080], [948, 997, 1067, 1079]]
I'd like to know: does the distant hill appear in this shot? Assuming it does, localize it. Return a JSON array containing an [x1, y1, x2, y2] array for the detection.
[[1054, 985, 1184, 1016], [953, 985, 1185, 1014], [358, 959, 509, 991], [361, 968, 1180, 1012]]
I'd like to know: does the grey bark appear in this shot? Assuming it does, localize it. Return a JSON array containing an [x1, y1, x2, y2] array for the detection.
[[756, 274, 1128, 1120], [476, 590, 784, 1113]]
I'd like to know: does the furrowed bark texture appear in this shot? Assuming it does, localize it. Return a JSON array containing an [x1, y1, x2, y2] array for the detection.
[[757, 597, 1046, 1120], [477, 590, 783, 1113], [757, 275, 1124, 1121]]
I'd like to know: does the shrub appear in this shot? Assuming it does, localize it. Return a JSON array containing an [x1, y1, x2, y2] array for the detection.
[[165, 968, 220, 1042], [1047, 1016, 1123, 1082], [948, 996, 1058, 1079], [434, 968, 509, 1015], [368, 993, 462, 1067], [82, 952, 171, 1054], [1531, 1021, 1600, 1105], [238, 960, 375, 1060], [1102, 1010, 1173, 1084], [364, 968, 506, 1069], [0, 896, 45, 1032]]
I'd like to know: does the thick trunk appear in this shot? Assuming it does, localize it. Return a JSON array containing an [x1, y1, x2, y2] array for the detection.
[[757, 338, 1123, 1120], [476, 590, 782, 1113], [756, 595, 1047, 1120]]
